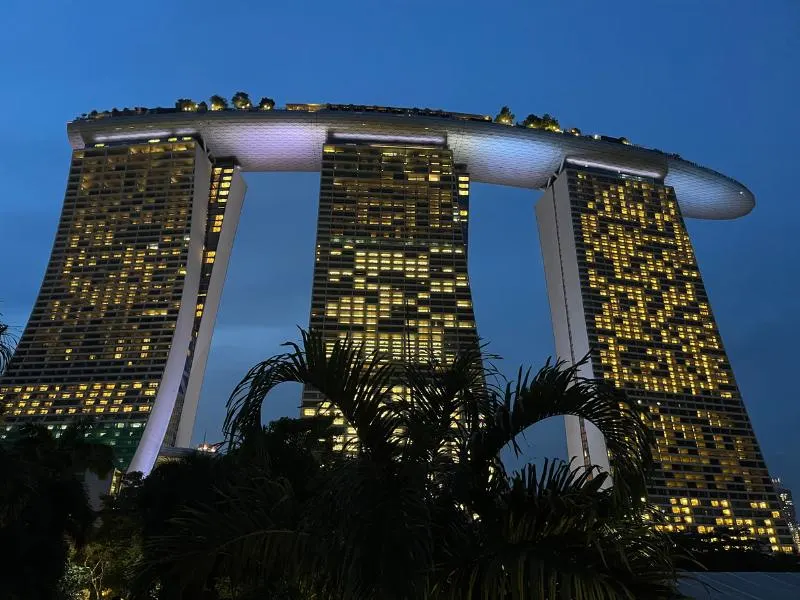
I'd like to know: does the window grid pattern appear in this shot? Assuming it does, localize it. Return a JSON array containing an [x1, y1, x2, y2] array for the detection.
[[301, 142, 479, 451], [0, 141, 200, 467], [567, 168, 793, 552]]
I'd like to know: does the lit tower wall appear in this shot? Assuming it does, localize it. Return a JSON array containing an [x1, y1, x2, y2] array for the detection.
[[537, 165, 793, 551], [302, 140, 478, 449], [0, 139, 245, 474]]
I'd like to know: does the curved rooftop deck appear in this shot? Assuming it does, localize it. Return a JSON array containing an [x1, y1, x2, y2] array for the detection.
[[67, 107, 754, 220]]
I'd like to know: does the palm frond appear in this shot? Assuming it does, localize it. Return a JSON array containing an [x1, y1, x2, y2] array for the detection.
[[225, 329, 403, 462], [223, 354, 295, 446], [432, 460, 678, 600], [286, 329, 401, 461], [303, 458, 435, 600], [473, 358, 652, 502], [0, 317, 16, 377], [397, 345, 492, 464]]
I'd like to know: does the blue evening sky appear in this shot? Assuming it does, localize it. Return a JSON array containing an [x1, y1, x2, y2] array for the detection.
[[1, 1, 798, 491]]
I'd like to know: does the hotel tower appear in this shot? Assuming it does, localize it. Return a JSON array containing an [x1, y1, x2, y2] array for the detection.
[[301, 140, 479, 449], [538, 165, 793, 551], [0, 139, 246, 471]]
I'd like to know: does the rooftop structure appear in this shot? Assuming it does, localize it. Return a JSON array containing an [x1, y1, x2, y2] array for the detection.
[[67, 102, 754, 220]]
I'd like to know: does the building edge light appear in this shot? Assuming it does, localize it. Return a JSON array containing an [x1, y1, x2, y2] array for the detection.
[[330, 132, 446, 145], [564, 157, 663, 180], [126, 144, 211, 476], [90, 130, 198, 144]]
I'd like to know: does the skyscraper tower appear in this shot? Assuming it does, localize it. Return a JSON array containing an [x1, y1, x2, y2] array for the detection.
[[301, 139, 479, 449], [772, 477, 800, 551], [537, 164, 793, 552], [0, 139, 245, 471]]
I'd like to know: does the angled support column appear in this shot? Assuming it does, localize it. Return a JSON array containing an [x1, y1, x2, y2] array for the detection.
[[537, 172, 610, 474]]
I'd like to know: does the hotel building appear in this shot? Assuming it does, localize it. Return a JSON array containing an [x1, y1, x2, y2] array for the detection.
[[301, 140, 478, 448], [0, 100, 790, 549], [538, 165, 793, 551]]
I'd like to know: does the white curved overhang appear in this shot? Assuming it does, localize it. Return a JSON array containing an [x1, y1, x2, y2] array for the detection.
[[67, 110, 754, 220]]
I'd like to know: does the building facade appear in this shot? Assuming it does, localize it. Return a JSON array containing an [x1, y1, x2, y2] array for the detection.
[[301, 140, 479, 449], [537, 165, 793, 551], [0, 139, 245, 471]]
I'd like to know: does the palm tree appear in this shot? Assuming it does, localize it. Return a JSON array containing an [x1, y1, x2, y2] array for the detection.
[[135, 330, 678, 599], [0, 312, 14, 376]]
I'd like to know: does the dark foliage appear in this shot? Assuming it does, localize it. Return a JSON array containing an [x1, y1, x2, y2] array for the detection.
[[132, 330, 680, 600], [0, 421, 114, 600]]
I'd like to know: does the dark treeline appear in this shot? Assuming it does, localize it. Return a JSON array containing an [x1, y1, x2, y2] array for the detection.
[[1, 329, 798, 599]]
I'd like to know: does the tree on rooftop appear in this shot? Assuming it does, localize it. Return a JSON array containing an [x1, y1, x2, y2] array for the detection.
[[175, 98, 197, 112], [522, 114, 543, 129], [232, 91, 252, 110], [541, 113, 561, 132], [494, 106, 515, 125], [210, 95, 228, 111], [259, 97, 275, 111]]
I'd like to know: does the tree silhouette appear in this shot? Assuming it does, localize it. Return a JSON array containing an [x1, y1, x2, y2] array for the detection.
[[232, 91, 252, 109], [174, 99, 197, 112], [494, 106, 515, 125], [0, 421, 114, 599], [209, 95, 228, 111], [132, 330, 679, 600]]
